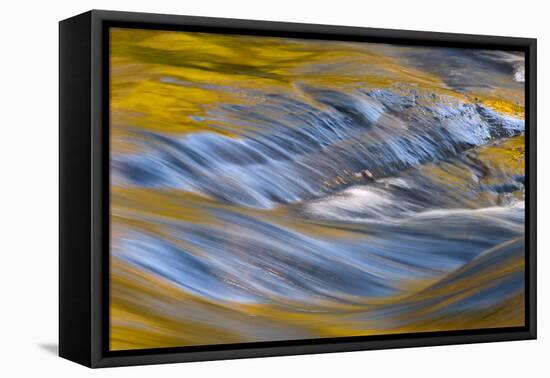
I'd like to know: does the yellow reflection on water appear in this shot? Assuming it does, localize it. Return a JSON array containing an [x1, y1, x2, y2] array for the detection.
[[110, 28, 525, 351]]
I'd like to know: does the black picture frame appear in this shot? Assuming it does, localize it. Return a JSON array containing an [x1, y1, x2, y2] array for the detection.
[[59, 9, 537, 368]]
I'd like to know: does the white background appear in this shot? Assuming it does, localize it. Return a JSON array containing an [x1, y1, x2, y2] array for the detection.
[[1, 0, 547, 376]]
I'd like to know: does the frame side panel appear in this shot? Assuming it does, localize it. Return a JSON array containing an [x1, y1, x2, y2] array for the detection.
[[59, 11, 93, 367]]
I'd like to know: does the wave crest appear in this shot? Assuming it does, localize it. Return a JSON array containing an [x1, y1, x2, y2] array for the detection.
[[113, 87, 524, 209]]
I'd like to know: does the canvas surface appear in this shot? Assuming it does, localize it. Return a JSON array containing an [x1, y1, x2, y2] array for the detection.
[[108, 28, 525, 351]]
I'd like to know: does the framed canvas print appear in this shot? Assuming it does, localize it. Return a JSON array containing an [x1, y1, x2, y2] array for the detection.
[[59, 10, 537, 368]]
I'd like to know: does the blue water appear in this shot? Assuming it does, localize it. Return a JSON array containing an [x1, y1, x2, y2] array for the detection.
[[109, 43, 526, 344]]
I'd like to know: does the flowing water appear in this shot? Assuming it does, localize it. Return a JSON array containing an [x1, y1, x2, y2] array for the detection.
[[109, 29, 525, 350]]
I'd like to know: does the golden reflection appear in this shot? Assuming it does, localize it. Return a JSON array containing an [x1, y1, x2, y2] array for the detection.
[[110, 28, 525, 350]]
